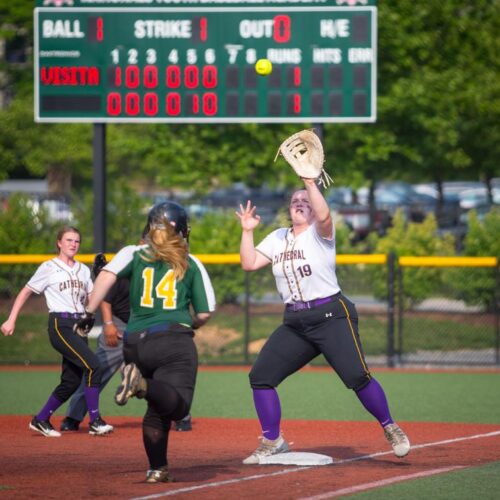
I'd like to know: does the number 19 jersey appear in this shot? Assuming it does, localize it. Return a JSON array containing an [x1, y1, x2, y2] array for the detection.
[[256, 224, 340, 304]]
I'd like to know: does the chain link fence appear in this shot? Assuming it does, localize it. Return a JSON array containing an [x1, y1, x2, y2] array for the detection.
[[0, 254, 498, 367], [394, 257, 499, 367]]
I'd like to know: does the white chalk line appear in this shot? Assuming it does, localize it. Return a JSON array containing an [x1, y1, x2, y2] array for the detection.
[[131, 429, 500, 500], [299, 466, 465, 500]]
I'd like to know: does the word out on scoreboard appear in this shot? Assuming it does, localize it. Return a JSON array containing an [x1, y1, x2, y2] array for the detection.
[[35, 6, 377, 123]]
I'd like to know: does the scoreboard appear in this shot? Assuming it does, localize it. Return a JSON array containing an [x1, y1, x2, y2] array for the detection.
[[34, 2, 377, 123]]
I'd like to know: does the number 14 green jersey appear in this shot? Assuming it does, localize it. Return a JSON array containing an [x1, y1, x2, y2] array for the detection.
[[104, 244, 216, 333]]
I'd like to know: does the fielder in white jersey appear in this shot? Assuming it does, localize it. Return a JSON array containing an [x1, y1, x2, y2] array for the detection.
[[1, 226, 113, 437], [236, 178, 410, 464], [27, 257, 92, 313]]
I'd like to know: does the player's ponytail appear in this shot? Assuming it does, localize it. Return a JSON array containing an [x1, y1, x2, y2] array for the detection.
[[142, 219, 189, 280]]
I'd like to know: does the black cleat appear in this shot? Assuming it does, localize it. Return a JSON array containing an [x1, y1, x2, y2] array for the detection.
[[29, 417, 61, 437], [60, 416, 81, 432], [89, 416, 114, 436]]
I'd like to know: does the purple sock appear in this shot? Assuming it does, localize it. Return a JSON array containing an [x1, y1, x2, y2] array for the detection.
[[355, 378, 394, 428], [253, 388, 281, 440], [37, 394, 63, 421], [84, 386, 100, 422]]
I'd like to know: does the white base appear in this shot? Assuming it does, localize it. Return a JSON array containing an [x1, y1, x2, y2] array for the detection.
[[259, 452, 333, 466]]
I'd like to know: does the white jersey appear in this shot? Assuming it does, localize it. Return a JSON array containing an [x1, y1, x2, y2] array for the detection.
[[26, 258, 93, 313], [256, 223, 340, 304]]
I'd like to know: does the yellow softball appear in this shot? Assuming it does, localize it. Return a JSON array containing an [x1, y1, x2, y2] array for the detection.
[[255, 58, 273, 76]]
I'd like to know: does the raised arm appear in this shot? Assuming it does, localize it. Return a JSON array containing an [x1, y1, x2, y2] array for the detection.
[[235, 200, 271, 271], [303, 178, 334, 240]]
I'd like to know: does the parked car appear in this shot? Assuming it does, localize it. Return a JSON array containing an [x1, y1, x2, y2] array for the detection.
[[412, 183, 463, 227], [357, 182, 434, 222], [458, 187, 500, 210], [199, 183, 288, 224], [358, 182, 462, 228], [27, 198, 73, 222], [327, 188, 390, 241]]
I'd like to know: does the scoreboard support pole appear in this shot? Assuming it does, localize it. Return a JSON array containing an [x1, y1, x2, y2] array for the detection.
[[92, 123, 107, 253]]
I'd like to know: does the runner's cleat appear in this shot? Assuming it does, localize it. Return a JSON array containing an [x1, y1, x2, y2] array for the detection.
[[146, 466, 173, 483], [115, 362, 146, 406]]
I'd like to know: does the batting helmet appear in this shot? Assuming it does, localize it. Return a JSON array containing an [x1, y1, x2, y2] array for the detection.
[[145, 201, 190, 240]]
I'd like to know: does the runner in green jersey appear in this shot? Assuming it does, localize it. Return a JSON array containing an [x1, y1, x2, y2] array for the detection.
[[78, 201, 216, 483]]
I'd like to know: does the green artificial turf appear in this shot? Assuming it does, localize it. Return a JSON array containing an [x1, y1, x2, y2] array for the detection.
[[348, 460, 500, 500], [1, 370, 499, 424]]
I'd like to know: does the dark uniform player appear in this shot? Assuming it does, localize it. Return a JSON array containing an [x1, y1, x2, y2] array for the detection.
[[60, 254, 130, 431], [236, 178, 410, 464], [1, 226, 113, 437], [62, 253, 193, 433], [75, 202, 215, 482]]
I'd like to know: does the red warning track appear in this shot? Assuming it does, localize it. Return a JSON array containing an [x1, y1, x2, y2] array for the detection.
[[0, 417, 499, 499]]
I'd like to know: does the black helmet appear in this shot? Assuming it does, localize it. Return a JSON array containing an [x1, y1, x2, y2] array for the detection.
[[145, 201, 190, 240]]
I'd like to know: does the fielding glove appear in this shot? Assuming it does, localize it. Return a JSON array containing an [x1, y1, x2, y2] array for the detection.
[[73, 312, 95, 338]]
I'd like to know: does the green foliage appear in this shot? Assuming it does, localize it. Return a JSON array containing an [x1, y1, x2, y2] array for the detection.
[[0, 194, 59, 296], [0, 194, 59, 253], [369, 210, 456, 305], [463, 208, 500, 259], [189, 210, 277, 304], [0, 95, 93, 183], [444, 208, 500, 310], [72, 179, 150, 252]]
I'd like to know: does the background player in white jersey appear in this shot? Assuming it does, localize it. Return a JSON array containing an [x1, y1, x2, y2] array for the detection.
[[1, 226, 113, 437], [236, 178, 410, 464], [75, 202, 216, 483]]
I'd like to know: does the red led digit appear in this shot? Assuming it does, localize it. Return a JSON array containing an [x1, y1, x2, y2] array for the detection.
[[125, 66, 140, 88], [294, 67, 301, 86], [113, 67, 122, 87], [202, 66, 217, 89], [166, 93, 181, 115], [144, 93, 158, 116], [143, 66, 158, 88], [202, 92, 217, 116], [293, 94, 301, 113], [96, 17, 104, 42], [107, 92, 121, 115], [184, 66, 199, 89], [166, 66, 181, 88], [191, 94, 200, 114], [200, 17, 208, 42], [273, 15, 291, 43], [125, 93, 140, 115]]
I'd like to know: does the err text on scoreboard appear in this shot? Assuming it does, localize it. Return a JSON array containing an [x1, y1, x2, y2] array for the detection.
[[34, 7, 377, 123]]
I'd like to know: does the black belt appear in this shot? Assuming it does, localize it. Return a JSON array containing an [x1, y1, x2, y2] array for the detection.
[[124, 322, 192, 341], [51, 312, 85, 319], [286, 292, 341, 312]]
